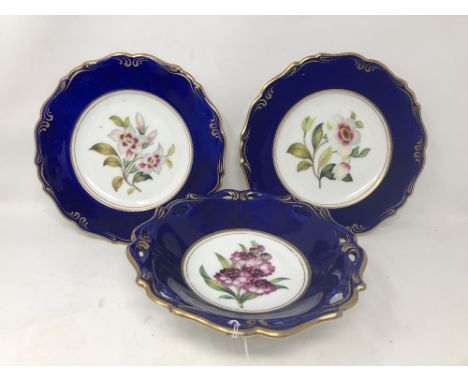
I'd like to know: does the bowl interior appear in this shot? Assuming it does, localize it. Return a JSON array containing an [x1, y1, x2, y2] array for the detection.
[[130, 193, 364, 327]]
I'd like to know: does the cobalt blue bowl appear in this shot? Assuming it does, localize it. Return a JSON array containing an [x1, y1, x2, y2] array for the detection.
[[127, 190, 367, 337]]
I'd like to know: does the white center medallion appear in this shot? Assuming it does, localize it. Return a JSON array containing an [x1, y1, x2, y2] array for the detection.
[[71, 90, 193, 211], [182, 230, 311, 313], [274, 89, 392, 208]]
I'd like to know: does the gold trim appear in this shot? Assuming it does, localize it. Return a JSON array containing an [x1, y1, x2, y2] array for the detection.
[[68, 211, 89, 229], [135, 229, 151, 251], [180, 228, 312, 314], [209, 115, 223, 141], [346, 174, 419, 233], [352, 57, 377, 73], [34, 52, 225, 243], [126, 190, 367, 338], [38, 107, 53, 133], [146, 191, 337, 225], [272, 89, 393, 209], [115, 56, 148, 68], [70, 89, 194, 212], [33, 162, 124, 242], [253, 87, 275, 112], [414, 137, 424, 164], [346, 224, 369, 234], [240, 52, 427, 233], [283, 55, 336, 79], [339, 236, 368, 286]]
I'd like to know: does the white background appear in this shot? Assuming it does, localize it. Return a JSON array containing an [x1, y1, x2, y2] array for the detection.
[[0, 16, 467, 365]]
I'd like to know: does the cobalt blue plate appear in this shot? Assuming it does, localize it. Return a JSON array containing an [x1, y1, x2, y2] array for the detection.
[[127, 190, 366, 337], [241, 53, 427, 233], [35, 53, 225, 242]]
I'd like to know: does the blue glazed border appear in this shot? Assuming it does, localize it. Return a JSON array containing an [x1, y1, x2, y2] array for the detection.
[[127, 190, 367, 337], [35, 53, 225, 242], [241, 53, 427, 233]]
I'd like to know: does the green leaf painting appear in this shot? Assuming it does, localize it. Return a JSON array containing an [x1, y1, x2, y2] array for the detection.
[[286, 111, 371, 188]]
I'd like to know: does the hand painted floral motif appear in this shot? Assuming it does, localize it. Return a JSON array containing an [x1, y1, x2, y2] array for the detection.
[[89, 113, 175, 195], [286, 112, 371, 188], [199, 242, 289, 308]]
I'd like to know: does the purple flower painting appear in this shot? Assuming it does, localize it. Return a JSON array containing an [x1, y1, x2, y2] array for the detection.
[[199, 242, 289, 308]]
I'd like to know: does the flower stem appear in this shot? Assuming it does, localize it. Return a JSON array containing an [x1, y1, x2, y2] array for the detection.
[[236, 287, 243, 308], [124, 155, 142, 178], [121, 155, 143, 192], [316, 139, 328, 151], [118, 158, 142, 192], [305, 133, 321, 184], [123, 174, 142, 192], [303, 133, 318, 179], [304, 129, 330, 188]]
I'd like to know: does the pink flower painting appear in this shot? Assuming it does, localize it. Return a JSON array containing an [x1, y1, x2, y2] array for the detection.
[[89, 113, 175, 195], [287, 112, 371, 188]]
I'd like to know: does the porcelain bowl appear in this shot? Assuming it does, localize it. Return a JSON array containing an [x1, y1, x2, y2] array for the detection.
[[127, 190, 367, 337]]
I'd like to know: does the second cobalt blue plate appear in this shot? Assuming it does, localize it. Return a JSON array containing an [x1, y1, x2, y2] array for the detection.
[[35, 53, 224, 242], [241, 53, 427, 232]]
